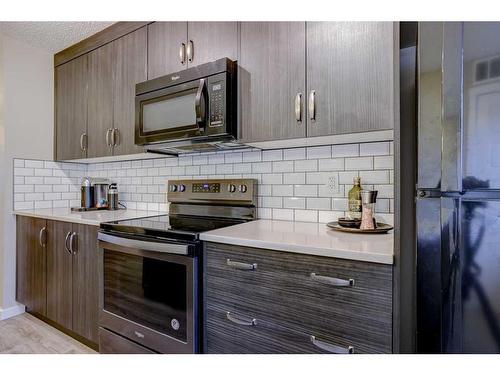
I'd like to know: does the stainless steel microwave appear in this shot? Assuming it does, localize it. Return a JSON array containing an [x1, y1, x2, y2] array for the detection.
[[135, 58, 237, 154]]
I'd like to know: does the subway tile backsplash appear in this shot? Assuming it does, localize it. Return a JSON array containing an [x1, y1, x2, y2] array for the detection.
[[13, 141, 394, 224]]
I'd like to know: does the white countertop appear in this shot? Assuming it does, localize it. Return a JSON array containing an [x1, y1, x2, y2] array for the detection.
[[13, 208, 165, 226], [200, 219, 394, 264]]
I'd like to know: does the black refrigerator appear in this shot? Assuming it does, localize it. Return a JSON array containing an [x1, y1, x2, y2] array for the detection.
[[417, 22, 500, 353]]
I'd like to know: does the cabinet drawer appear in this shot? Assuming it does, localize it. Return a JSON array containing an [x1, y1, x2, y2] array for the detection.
[[205, 242, 392, 353], [99, 328, 155, 354], [206, 301, 354, 354], [205, 243, 391, 304]]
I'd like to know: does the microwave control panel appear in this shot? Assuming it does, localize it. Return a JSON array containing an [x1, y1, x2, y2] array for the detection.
[[209, 80, 225, 128]]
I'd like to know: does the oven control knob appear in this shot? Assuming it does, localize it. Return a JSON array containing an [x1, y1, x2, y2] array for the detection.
[[239, 184, 248, 193], [171, 319, 180, 331], [228, 184, 236, 193], [169, 184, 177, 192], [178, 184, 186, 192]]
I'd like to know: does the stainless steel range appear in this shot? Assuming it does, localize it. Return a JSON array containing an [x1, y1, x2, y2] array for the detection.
[[97, 178, 256, 354]]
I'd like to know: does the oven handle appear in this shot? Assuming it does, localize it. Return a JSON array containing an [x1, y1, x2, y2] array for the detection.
[[195, 78, 207, 130], [97, 232, 189, 255]]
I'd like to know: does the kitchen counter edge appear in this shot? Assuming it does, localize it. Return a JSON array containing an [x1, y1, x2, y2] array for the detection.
[[13, 208, 166, 227], [200, 219, 394, 265]]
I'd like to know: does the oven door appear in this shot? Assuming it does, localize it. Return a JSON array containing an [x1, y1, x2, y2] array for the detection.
[[98, 234, 198, 353], [135, 78, 207, 145]]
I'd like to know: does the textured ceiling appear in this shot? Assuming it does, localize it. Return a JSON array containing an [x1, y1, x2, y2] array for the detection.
[[0, 21, 115, 53]]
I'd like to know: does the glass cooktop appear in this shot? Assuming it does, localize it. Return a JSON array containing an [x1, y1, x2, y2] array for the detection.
[[100, 214, 246, 242]]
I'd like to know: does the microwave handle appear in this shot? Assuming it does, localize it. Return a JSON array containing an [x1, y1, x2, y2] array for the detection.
[[195, 78, 207, 129]]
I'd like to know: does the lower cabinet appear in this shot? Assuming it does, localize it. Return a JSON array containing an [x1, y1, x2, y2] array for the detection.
[[204, 242, 393, 354], [16, 217, 99, 345], [16, 216, 47, 316]]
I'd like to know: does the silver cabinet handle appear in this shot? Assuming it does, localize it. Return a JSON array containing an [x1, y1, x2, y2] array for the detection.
[[311, 335, 354, 354], [80, 132, 87, 151], [105, 129, 113, 146], [111, 128, 119, 146], [308, 90, 316, 120], [226, 312, 257, 326], [64, 231, 72, 255], [295, 93, 302, 122], [227, 259, 257, 270], [187, 40, 194, 63], [179, 43, 186, 65], [38, 227, 46, 248], [310, 273, 354, 287], [69, 232, 77, 254]]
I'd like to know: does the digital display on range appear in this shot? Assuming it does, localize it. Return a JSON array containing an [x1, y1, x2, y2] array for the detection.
[[192, 183, 220, 193]]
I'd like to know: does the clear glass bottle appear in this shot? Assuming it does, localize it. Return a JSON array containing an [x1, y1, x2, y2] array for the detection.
[[347, 177, 362, 219]]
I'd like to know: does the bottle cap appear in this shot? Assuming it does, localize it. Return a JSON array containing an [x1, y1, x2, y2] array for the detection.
[[354, 176, 361, 184]]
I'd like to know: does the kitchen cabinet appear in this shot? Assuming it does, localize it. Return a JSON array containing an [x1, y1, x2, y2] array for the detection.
[[17, 217, 99, 345], [72, 224, 100, 343], [56, 27, 146, 160], [204, 242, 393, 353], [87, 27, 147, 158], [46, 221, 74, 330], [147, 21, 238, 79], [186, 22, 238, 67], [239, 22, 306, 142], [112, 27, 147, 156], [147, 22, 187, 79], [16, 216, 47, 316], [87, 41, 114, 158], [55, 55, 88, 160], [306, 22, 395, 137]]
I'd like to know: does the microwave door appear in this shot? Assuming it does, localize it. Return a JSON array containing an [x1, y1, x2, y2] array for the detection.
[[135, 79, 207, 145]]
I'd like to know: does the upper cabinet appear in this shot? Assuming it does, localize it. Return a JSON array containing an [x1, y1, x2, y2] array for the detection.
[[306, 22, 396, 137], [147, 22, 187, 79], [56, 26, 147, 160], [55, 55, 88, 161], [112, 27, 147, 156], [147, 21, 238, 79], [186, 22, 238, 66], [87, 41, 114, 158], [54, 22, 396, 160], [239, 22, 306, 142]]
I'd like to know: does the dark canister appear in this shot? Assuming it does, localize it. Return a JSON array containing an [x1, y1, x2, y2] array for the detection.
[[108, 183, 119, 210], [81, 177, 94, 209]]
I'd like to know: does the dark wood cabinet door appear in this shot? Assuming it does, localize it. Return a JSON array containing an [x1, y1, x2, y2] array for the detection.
[[147, 22, 187, 79], [16, 216, 47, 316], [46, 220, 73, 330], [72, 224, 99, 343], [112, 27, 147, 156], [87, 41, 114, 158], [55, 55, 88, 161], [187, 22, 238, 67], [306, 22, 396, 136], [239, 22, 306, 142]]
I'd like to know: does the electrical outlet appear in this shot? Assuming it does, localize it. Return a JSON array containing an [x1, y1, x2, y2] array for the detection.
[[327, 175, 339, 194]]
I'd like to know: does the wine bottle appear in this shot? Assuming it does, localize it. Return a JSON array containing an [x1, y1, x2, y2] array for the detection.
[[347, 177, 362, 219]]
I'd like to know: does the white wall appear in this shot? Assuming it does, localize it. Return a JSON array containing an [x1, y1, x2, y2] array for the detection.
[[0, 33, 53, 318]]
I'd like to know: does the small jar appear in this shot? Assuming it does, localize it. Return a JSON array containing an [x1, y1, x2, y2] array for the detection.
[[360, 190, 378, 230]]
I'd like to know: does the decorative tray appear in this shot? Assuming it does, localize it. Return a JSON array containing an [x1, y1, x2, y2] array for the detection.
[[326, 221, 394, 234]]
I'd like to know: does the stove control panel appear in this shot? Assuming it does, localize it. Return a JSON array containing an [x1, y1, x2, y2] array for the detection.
[[167, 178, 256, 205]]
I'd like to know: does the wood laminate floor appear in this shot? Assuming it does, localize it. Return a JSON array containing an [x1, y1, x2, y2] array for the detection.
[[0, 313, 95, 354]]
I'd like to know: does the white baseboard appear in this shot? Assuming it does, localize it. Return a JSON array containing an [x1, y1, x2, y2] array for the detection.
[[0, 304, 25, 320]]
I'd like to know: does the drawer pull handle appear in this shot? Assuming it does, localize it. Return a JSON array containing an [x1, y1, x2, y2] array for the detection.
[[226, 312, 257, 326], [227, 259, 257, 271], [311, 335, 354, 354], [310, 273, 354, 287]]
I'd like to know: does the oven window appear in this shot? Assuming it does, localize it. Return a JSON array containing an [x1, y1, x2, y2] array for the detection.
[[142, 91, 197, 133], [103, 250, 187, 342]]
